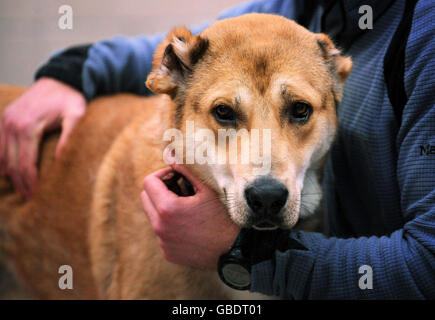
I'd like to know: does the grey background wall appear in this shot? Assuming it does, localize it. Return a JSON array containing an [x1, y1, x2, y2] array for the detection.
[[0, 0, 243, 85]]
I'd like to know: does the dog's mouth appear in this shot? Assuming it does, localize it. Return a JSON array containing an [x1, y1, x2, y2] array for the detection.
[[252, 221, 279, 231], [162, 173, 286, 231]]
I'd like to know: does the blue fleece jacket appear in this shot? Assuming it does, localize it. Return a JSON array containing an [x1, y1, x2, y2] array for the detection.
[[36, 0, 435, 299]]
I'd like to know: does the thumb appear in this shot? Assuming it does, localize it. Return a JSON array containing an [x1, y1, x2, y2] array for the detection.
[[55, 113, 83, 160]]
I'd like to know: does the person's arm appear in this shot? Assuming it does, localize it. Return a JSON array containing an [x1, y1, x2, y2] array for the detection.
[[34, 34, 164, 100], [250, 1, 435, 299], [34, 0, 314, 101]]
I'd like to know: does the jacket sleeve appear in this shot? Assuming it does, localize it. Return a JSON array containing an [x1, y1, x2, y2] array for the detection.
[[35, 0, 312, 101], [250, 0, 435, 299]]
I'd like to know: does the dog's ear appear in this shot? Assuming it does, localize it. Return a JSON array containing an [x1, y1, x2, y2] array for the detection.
[[146, 27, 209, 97], [316, 34, 353, 102]]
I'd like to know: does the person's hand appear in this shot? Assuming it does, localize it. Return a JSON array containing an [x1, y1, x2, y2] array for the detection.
[[0, 77, 86, 199], [141, 164, 240, 270]]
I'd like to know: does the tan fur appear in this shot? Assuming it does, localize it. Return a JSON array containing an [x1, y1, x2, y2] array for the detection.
[[0, 14, 351, 299]]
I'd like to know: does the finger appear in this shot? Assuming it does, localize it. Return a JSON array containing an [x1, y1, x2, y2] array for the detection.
[[55, 113, 81, 159], [141, 190, 184, 245], [17, 129, 41, 198], [142, 168, 184, 207], [148, 167, 177, 180], [5, 130, 26, 195], [0, 120, 6, 176], [140, 190, 159, 225]]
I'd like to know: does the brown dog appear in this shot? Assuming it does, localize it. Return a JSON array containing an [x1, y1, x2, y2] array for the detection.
[[0, 14, 352, 299]]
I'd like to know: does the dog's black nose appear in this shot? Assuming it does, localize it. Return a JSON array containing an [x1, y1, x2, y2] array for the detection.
[[244, 177, 289, 217]]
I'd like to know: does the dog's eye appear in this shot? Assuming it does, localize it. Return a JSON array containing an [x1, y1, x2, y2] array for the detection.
[[212, 105, 236, 126], [289, 102, 312, 123]]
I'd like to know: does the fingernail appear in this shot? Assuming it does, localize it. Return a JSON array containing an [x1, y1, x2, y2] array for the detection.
[[162, 172, 174, 180]]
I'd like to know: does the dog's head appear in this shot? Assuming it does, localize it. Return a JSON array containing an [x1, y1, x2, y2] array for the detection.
[[146, 14, 352, 230]]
